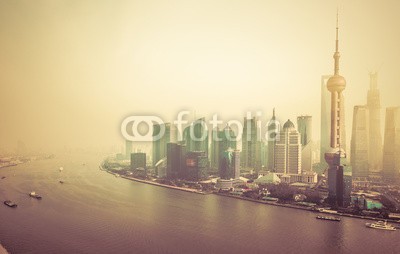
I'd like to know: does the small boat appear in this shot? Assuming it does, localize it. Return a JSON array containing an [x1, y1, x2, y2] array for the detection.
[[316, 215, 341, 222], [59, 180, 64, 184], [4, 200, 17, 208], [59, 167, 63, 172], [1, 176, 5, 179], [29, 192, 42, 200], [366, 220, 396, 231]]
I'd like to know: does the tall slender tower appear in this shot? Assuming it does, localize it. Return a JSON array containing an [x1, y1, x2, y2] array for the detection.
[[325, 12, 349, 207], [241, 116, 258, 169], [298, 115, 313, 172], [152, 123, 171, 167], [367, 72, 383, 173], [267, 109, 278, 171], [382, 107, 400, 181], [320, 75, 332, 166], [351, 106, 370, 178]]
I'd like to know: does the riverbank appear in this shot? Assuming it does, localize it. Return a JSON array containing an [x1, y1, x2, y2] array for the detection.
[[216, 192, 400, 224], [121, 175, 209, 195], [100, 166, 209, 195], [215, 192, 315, 212], [100, 164, 400, 225]]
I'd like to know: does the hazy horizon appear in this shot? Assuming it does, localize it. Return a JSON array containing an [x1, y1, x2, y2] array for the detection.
[[1, 0, 399, 153]]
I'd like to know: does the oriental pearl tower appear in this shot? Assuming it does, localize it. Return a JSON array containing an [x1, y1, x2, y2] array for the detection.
[[325, 12, 347, 207]]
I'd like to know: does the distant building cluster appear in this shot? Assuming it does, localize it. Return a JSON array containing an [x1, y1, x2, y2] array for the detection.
[[119, 13, 400, 211], [142, 110, 318, 185], [350, 72, 400, 183]]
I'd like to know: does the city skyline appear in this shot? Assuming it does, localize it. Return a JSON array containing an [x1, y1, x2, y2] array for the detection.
[[1, 1, 399, 152], [2, 2, 400, 253]]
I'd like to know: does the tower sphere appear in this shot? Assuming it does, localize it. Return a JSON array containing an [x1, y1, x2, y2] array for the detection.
[[327, 74, 346, 92]]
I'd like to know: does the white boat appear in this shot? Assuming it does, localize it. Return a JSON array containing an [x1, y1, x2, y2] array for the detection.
[[59, 167, 63, 172], [316, 216, 341, 222], [365, 220, 396, 231], [29, 191, 42, 200]]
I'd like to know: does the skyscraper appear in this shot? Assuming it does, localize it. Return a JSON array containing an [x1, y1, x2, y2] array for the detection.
[[351, 105, 370, 178], [233, 150, 241, 179], [125, 140, 132, 160], [367, 72, 383, 173], [131, 153, 146, 170], [211, 126, 236, 169], [166, 142, 187, 179], [183, 118, 209, 155], [210, 128, 222, 169], [297, 116, 312, 146], [275, 120, 301, 175], [382, 107, 400, 181], [186, 151, 208, 181], [241, 116, 260, 170], [324, 13, 350, 207], [297, 115, 313, 171], [219, 148, 241, 180], [152, 123, 171, 167], [261, 141, 268, 168], [267, 109, 279, 171]]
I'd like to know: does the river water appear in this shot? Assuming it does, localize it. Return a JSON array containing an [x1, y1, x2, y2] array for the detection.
[[0, 152, 399, 254]]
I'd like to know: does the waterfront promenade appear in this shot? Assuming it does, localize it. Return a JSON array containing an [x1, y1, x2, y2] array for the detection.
[[101, 165, 400, 225]]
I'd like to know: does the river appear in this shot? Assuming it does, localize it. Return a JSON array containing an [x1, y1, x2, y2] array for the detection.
[[0, 152, 398, 254]]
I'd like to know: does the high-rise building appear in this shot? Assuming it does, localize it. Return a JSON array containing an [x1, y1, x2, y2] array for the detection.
[[233, 150, 241, 179], [183, 118, 209, 155], [210, 128, 222, 169], [367, 72, 383, 173], [241, 116, 261, 170], [343, 173, 353, 207], [261, 142, 268, 168], [131, 153, 146, 170], [186, 151, 208, 181], [166, 142, 187, 179], [152, 123, 171, 167], [211, 126, 236, 169], [267, 109, 279, 171], [382, 107, 400, 181], [274, 120, 301, 175], [297, 116, 312, 146], [219, 148, 241, 180], [298, 115, 313, 171], [125, 140, 132, 160], [219, 149, 233, 180], [324, 13, 351, 207], [351, 105, 370, 178]]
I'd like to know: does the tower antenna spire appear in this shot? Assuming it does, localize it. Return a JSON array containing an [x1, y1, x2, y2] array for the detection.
[[336, 8, 339, 51], [334, 8, 340, 75]]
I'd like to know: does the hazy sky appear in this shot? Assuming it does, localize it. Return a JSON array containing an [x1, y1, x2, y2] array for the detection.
[[0, 0, 399, 152]]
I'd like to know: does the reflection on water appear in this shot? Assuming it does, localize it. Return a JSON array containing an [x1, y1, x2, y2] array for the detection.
[[0, 152, 399, 254]]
